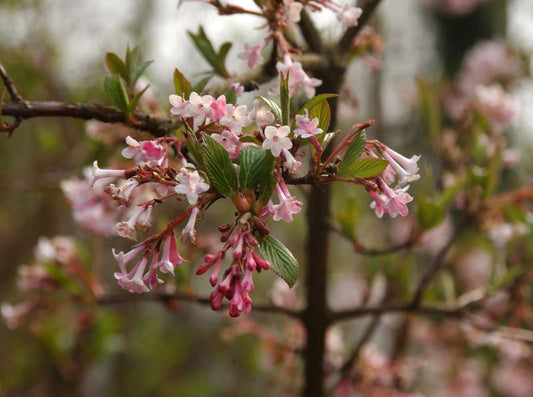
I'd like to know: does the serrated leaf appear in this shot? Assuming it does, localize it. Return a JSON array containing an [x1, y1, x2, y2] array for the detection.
[[346, 158, 388, 178], [173, 68, 193, 99], [417, 197, 445, 230], [258, 235, 299, 287], [186, 135, 202, 164], [132, 60, 153, 85], [256, 96, 282, 123], [201, 133, 238, 197], [104, 76, 130, 114], [280, 73, 290, 125], [258, 172, 275, 205], [338, 131, 367, 176], [105, 53, 128, 81], [238, 147, 267, 192]]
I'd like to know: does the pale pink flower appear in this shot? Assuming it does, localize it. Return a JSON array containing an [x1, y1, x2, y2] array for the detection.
[[220, 104, 250, 133], [337, 4, 363, 28], [205, 95, 227, 121], [114, 256, 150, 293], [169, 94, 187, 116], [183, 92, 214, 127], [121, 136, 166, 167], [248, 99, 275, 128], [282, 148, 302, 173], [263, 125, 292, 157], [181, 207, 200, 243], [381, 146, 420, 186], [238, 42, 264, 69], [294, 113, 323, 138], [271, 180, 302, 222], [283, 0, 303, 22], [105, 178, 140, 207], [156, 233, 186, 274], [276, 58, 322, 98], [174, 166, 210, 204], [212, 129, 242, 159], [473, 84, 517, 132], [382, 183, 413, 218], [90, 161, 125, 186], [115, 205, 146, 240]]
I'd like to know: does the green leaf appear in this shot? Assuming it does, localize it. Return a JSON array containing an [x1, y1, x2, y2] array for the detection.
[[258, 172, 275, 205], [238, 147, 268, 192], [104, 76, 130, 114], [193, 76, 211, 93], [255, 96, 282, 123], [173, 68, 193, 99], [132, 60, 153, 85], [258, 235, 299, 287], [417, 197, 445, 230], [125, 45, 139, 84], [128, 85, 150, 114], [224, 86, 237, 105], [280, 72, 290, 125], [188, 27, 229, 77], [309, 99, 331, 134], [338, 131, 367, 177], [186, 135, 202, 164], [201, 133, 238, 197], [341, 157, 387, 179], [299, 94, 337, 114], [105, 53, 128, 81]]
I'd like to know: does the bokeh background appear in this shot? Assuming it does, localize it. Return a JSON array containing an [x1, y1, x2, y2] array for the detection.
[[1, 1, 533, 396]]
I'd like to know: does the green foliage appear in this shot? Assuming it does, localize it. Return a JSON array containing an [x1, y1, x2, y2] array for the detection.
[[340, 157, 388, 179], [299, 93, 336, 133], [173, 68, 193, 99], [338, 131, 367, 177], [280, 72, 290, 125], [188, 27, 232, 77], [335, 198, 359, 240], [238, 147, 275, 194], [417, 196, 445, 231], [201, 133, 238, 197], [256, 96, 282, 124], [258, 235, 299, 287]]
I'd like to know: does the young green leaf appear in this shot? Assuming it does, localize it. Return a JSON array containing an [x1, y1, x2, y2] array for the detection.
[[104, 76, 130, 114], [341, 157, 388, 179], [128, 85, 150, 114], [280, 73, 290, 125], [188, 27, 229, 77], [417, 197, 445, 230], [299, 93, 337, 113], [258, 235, 299, 287], [105, 53, 128, 81], [173, 68, 193, 99], [132, 60, 153, 85], [201, 133, 238, 197], [338, 131, 367, 177], [309, 99, 331, 134], [193, 76, 212, 93]]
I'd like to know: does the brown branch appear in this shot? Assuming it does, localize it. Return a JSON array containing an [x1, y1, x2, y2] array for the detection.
[[96, 290, 302, 319], [337, 0, 383, 52], [340, 314, 381, 376], [298, 8, 324, 53], [0, 63, 23, 102], [328, 303, 462, 323], [1, 100, 180, 137]]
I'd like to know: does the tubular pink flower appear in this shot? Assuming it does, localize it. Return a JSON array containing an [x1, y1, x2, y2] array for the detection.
[[174, 167, 210, 205], [121, 136, 166, 166], [116, 205, 145, 240], [112, 245, 146, 274], [263, 125, 292, 157], [369, 190, 388, 219], [210, 289, 225, 311], [157, 233, 185, 275], [114, 256, 150, 294], [294, 113, 323, 138], [381, 183, 413, 218], [180, 207, 200, 243], [205, 95, 227, 121], [90, 161, 125, 186], [271, 182, 302, 222]]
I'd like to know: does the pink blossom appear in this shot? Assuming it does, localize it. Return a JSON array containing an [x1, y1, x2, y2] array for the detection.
[[337, 4, 363, 28], [473, 84, 517, 132], [381, 146, 421, 186], [205, 95, 227, 121], [212, 129, 242, 159], [105, 178, 140, 207], [220, 104, 250, 133], [381, 183, 413, 218], [174, 166, 210, 204], [276, 58, 322, 98], [238, 42, 263, 69], [248, 99, 275, 128], [181, 207, 200, 243], [262, 125, 292, 157], [115, 205, 146, 240], [271, 180, 302, 222], [283, 0, 303, 22], [169, 94, 187, 116], [114, 256, 150, 293], [282, 148, 302, 173], [90, 161, 125, 186], [182, 92, 214, 127], [121, 136, 167, 166], [294, 113, 323, 138], [156, 233, 186, 274], [369, 190, 388, 219]]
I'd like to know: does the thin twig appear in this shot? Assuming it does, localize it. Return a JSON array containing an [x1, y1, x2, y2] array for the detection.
[[96, 290, 302, 319], [340, 314, 381, 375], [0, 63, 23, 102]]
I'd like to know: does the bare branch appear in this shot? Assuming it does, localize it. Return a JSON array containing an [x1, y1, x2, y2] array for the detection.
[[96, 290, 302, 319], [1, 100, 180, 137], [0, 63, 23, 102], [298, 8, 324, 53]]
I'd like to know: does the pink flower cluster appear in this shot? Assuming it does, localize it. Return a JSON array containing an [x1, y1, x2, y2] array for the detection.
[[367, 144, 420, 218], [196, 214, 271, 317]]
